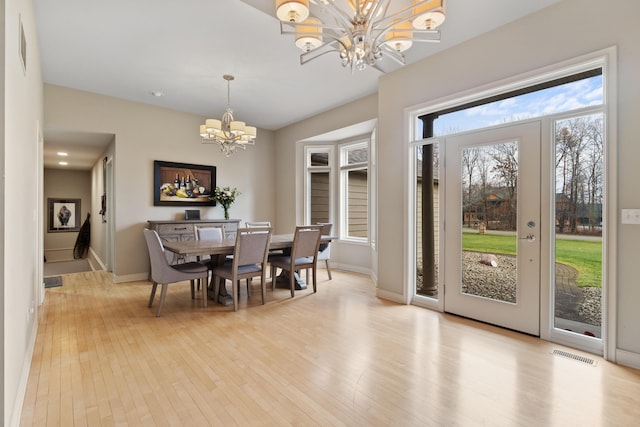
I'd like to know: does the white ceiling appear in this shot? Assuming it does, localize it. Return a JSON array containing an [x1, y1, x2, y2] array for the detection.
[[35, 0, 560, 170]]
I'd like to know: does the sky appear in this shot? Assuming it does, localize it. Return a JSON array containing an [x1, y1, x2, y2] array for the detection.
[[431, 75, 603, 136]]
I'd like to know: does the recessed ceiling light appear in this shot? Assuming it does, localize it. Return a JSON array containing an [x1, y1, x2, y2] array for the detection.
[[57, 151, 68, 156], [58, 161, 68, 166], [151, 91, 164, 97]]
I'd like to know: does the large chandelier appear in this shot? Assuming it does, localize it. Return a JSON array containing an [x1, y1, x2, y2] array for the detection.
[[200, 74, 257, 157], [275, 0, 446, 72]]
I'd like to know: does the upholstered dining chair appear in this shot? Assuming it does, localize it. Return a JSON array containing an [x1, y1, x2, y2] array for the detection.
[[194, 225, 225, 290], [245, 221, 271, 228], [317, 223, 333, 280], [210, 227, 272, 311], [246, 221, 280, 276], [143, 228, 209, 317], [269, 225, 323, 298]]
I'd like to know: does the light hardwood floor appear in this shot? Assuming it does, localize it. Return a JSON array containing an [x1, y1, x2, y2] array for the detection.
[[21, 269, 640, 426]]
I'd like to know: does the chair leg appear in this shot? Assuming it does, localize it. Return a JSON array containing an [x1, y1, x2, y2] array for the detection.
[[261, 272, 266, 304], [201, 275, 208, 308], [148, 282, 158, 307], [312, 267, 317, 293], [246, 279, 251, 297], [190, 280, 195, 299], [232, 280, 238, 312], [156, 283, 169, 317], [325, 260, 332, 280], [290, 270, 295, 298], [271, 266, 276, 290]]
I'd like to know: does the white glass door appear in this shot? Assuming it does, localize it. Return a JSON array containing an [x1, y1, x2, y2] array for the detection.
[[444, 122, 541, 335]]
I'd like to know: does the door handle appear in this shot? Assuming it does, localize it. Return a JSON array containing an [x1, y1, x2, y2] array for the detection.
[[519, 233, 536, 241]]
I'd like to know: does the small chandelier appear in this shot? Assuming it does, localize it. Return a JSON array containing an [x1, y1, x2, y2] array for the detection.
[[275, 0, 446, 72], [200, 74, 257, 157]]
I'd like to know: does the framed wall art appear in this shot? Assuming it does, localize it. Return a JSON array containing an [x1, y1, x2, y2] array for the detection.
[[153, 160, 216, 206], [48, 198, 81, 232]]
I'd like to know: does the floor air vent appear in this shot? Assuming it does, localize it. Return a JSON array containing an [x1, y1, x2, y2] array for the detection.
[[551, 349, 597, 366]]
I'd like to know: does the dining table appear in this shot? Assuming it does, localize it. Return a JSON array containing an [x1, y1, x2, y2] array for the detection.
[[162, 233, 334, 305]]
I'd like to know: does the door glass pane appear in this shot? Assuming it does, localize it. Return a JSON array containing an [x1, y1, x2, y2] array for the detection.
[[416, 143, 439, 298], [460, 142, 518, 303], [554, 114, 603, 338]]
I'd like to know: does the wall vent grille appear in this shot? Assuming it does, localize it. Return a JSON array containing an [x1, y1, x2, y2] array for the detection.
[[551, 349, 597, 366]]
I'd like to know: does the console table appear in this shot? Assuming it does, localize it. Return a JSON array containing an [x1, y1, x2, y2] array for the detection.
[[147, 219, 240, 263]]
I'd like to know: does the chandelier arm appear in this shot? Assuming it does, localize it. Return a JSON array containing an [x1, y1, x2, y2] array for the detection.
[[408, 29, 441, 43], [371, 14, 416, 47], [363, 1, 382, 43], [300, 43, 343, 65], [280, 20, 344, 36], [379, 43, 407, 65], [371, 2, 443, 47], [311, 0, 356, 32], [364, 0, 387, 34]]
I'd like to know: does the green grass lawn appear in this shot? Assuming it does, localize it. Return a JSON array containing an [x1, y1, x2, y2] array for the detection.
[[462, 232, 602, 288]]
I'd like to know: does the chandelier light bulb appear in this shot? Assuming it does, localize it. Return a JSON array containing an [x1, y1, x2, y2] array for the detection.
[[412, 0, 446, 30], [295, 17, 323, 51], [276, 0, 310, 23], [384, 19, 414, 52]]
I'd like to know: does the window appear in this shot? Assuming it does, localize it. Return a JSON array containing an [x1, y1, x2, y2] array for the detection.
[[340, 141, 369, 240], [305, 147, 332, 225]]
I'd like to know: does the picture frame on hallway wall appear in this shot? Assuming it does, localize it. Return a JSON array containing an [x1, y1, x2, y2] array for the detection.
[[48, 198, 81, 232], [153, 160, 216, 206]]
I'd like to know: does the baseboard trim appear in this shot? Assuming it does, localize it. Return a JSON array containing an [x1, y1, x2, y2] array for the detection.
[[10, 315, 38, 427], [375, 288, 404, 304], [616, 349, 640, 370], [113, 272, 150, 283], [88, 247, 107, 271]]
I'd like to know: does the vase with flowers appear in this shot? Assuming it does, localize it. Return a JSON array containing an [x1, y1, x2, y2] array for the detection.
[[211, 186, 240, 220]]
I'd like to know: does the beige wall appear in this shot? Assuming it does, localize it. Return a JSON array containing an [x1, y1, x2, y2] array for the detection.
[[4, 0, 44, 423], [43, 168, 91, 261], [44, 85, 276, 281], [377, 0, 640, 357]]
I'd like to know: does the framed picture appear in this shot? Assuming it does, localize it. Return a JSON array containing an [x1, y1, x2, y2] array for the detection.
[[48, 198, 81, 232], [154, 160, 216, 206]]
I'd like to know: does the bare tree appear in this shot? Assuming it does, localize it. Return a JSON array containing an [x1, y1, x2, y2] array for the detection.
[[585, 115, 604, 232], [556, 118, 591, 233], [462, 147, 480, 227], [490, 142, 518, 230]]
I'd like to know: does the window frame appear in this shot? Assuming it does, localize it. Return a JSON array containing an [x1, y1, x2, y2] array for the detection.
[[303, 145, 334, 227], [339, 139, 370, 242], [405, 48, 617, 358]]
